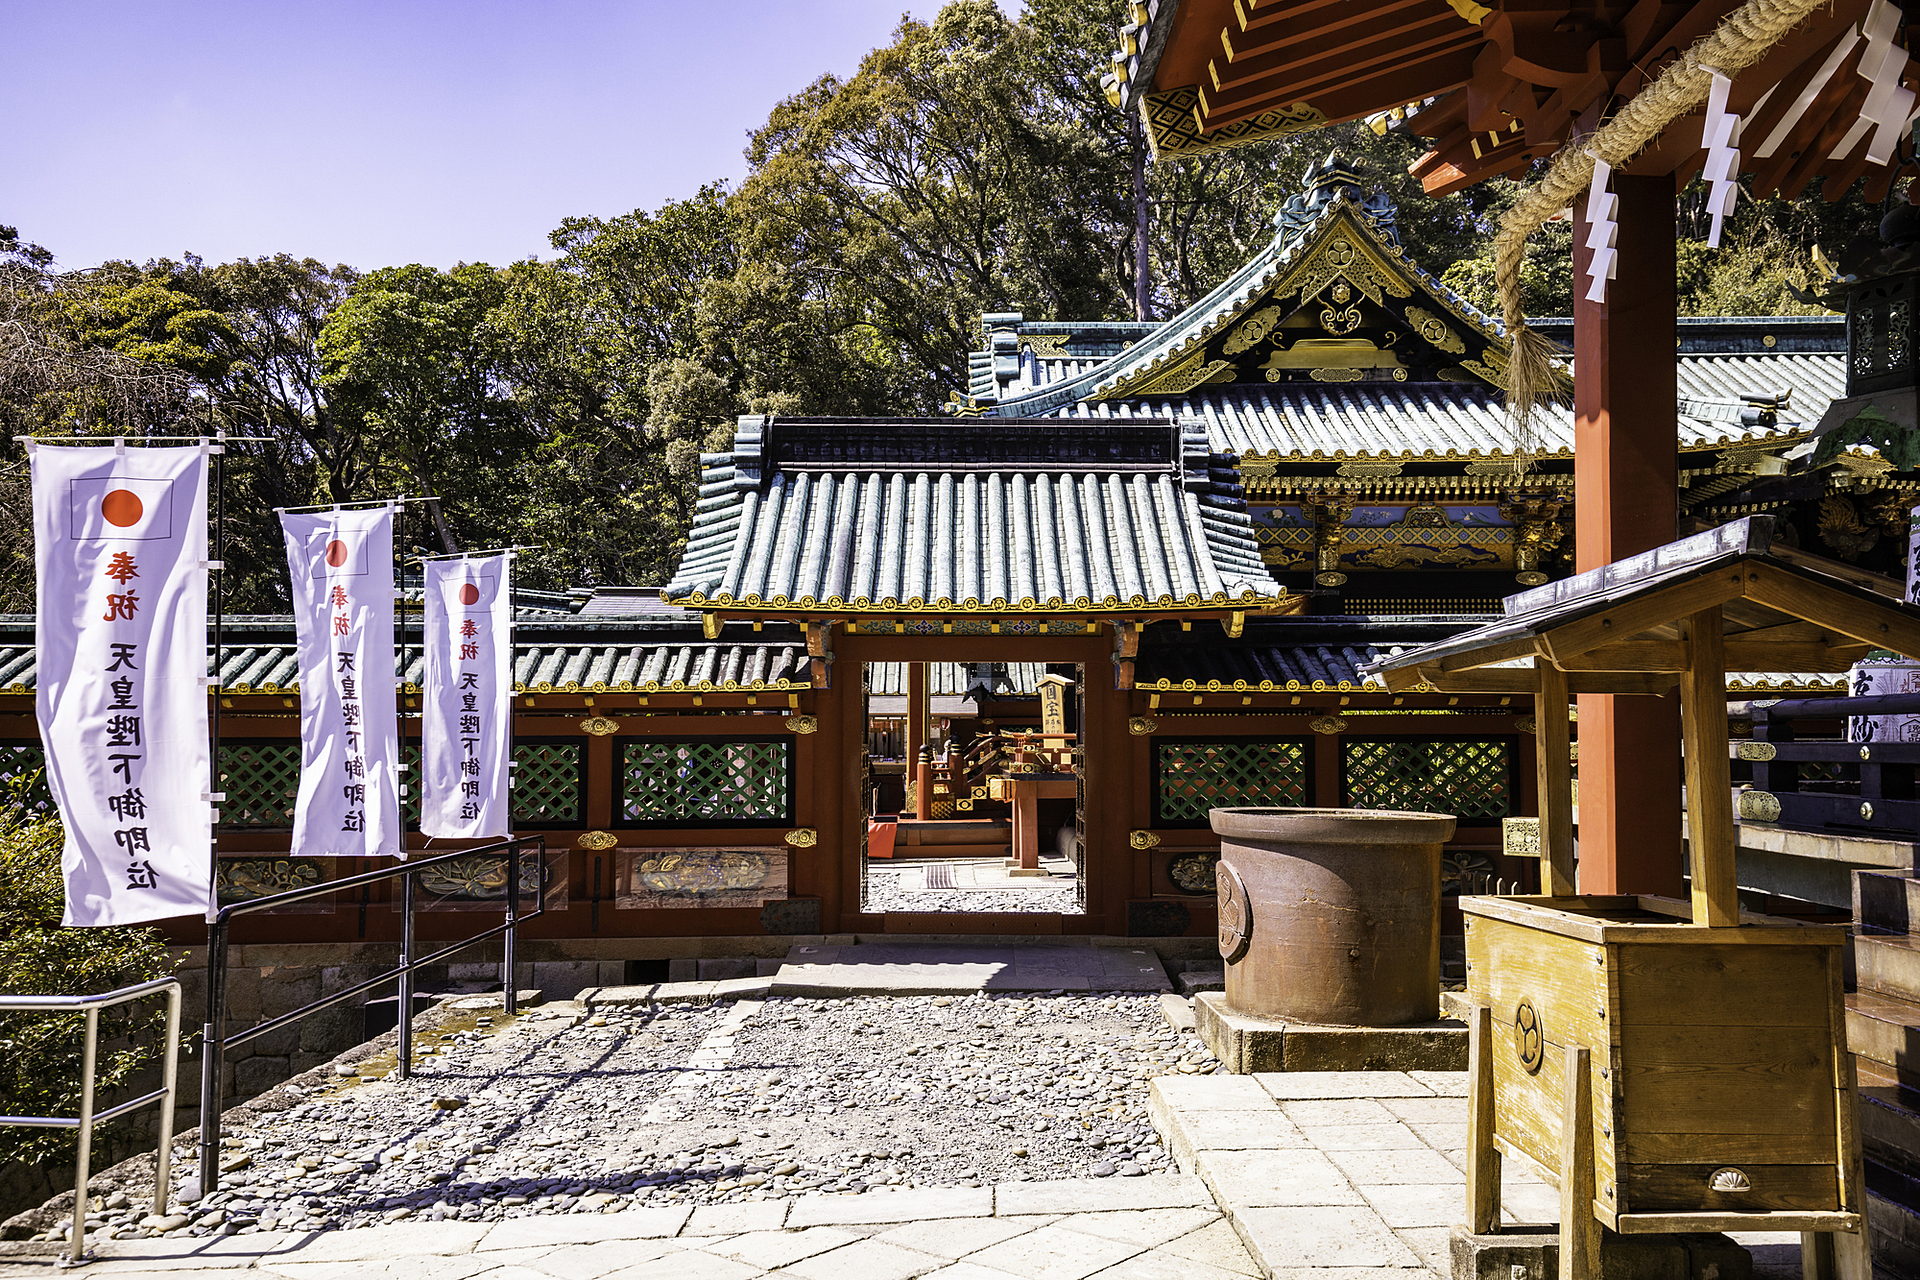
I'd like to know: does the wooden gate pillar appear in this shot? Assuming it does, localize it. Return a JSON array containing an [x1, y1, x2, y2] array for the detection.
[[1572, 172, 1685, 897]]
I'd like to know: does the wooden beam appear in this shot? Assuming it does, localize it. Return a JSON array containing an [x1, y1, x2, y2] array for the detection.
[[1535, 660, 1577, 896], [1437, 635, 1542, 671], [1415, 665, 1680, 695], [1552, 639, 1864, 672], [1746, 563, 1920, 660], [1559, 1044, 1601, 1280], [1681, 607, 1739, 928], [1539, 571, 1746, 660], [1466, 1002, 1501, 1234]]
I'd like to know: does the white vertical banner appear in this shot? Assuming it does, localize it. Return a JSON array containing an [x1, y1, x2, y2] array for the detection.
[[1908, 502, 1920, 605], [32, 443, 213, 926], [281, 506, 400, 858], [420, 555, 512, 838]]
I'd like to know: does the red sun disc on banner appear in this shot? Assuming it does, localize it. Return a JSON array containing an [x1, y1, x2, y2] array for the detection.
[[101, 490, 143, 528], [325, 539, 350, 567], [459, 584, 480, 605]]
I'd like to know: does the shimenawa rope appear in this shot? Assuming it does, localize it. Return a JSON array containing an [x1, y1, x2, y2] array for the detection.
[[1494, 0, 1835, 471]]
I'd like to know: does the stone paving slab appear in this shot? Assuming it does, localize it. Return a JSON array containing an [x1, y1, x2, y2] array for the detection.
[[993, 1175, 1212, 1216], [1148, 1068, 1564, 1278], [769, 943, 1171, 997], [3, 1060, 1556, 1280], [784, 1185, 994, 1227]]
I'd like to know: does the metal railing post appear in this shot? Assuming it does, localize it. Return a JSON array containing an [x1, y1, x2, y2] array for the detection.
[[504, 841, 520, 1017], [154, 984, 180, 1217], [67, 1006, 100, 1265], [398, 871, 414, 1082], [182, 839, 549, 1191]]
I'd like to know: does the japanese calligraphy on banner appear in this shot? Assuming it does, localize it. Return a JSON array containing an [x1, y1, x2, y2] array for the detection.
[[32, 444, 212, 926], [420, 555, 512, 838], [281, 507, 400, 858]]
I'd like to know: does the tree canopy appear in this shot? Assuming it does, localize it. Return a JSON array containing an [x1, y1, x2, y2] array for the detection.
[[0, 0, 1882, 611]]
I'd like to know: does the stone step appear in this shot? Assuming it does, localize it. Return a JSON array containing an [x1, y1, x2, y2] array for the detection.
[[1857, 931, 1920, 1004], [1845, 990, 1920, 1082], [1866, 1157, 1920, 1276], [1858, 1056, 1920, 1176], [1855, 870, 1920, 935]]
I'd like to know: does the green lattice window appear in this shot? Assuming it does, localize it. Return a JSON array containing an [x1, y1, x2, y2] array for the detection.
[[1342, 738, 1513, 821], [1154, 739, 1309, 826], [0, 743, 52, 811], [620, 739, 792, 825], [514, 742, 583, 826], [218, 742, 301, 829]]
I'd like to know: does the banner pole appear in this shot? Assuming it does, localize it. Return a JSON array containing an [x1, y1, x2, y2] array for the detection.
[[396, 502, 409, 863], [210, 438, 225, 900]]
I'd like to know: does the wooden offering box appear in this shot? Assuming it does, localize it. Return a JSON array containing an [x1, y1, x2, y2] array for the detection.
[[1361, 518, 1903, 1273], [1464, 893, 1855, 1231]]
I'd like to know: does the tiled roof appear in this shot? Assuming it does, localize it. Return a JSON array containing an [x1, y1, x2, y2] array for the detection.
[[570, 587, 697, 620], [976, 196, 1499, 420], [664, 418, 1281, 614], [867, 662, 1046, 697], [997, 326, 1843, 460], [1135, 620, 1475, 692], [0, 620, 807, 695]]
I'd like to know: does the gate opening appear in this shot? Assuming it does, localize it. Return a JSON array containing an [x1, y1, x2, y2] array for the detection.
[[858, 660, 1084, 915]]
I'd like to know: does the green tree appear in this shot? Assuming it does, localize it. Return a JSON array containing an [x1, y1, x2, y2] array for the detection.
[[319, 263, 521, 554], [0, 777, 178, 1168]]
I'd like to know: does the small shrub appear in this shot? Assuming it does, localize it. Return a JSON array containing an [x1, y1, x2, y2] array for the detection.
[[0, 774, 179, 1166]]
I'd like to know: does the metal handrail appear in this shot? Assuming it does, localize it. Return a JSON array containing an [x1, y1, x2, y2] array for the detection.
[[0, 976, 183, 1268], [198, 835, 549, 1196]]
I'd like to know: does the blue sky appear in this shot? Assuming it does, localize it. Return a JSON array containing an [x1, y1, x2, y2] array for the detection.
[[4, 1, 1013, 272]]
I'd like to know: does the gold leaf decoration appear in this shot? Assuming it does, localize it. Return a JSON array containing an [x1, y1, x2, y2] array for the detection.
[[1404, 305, 1467, 354], [786, 715, 819, 734], [1222, 305, 1284, 356], [1309, 715, 1349, 734], [1142, 87, 1327, 156], [1128, 830, 1162, 849], [1127, 716, 1158, 735], [1306, 368, 1366, 383], [576, 830, 618, 850], [580, 716, 620, 737], [784, 828, 818, 848]]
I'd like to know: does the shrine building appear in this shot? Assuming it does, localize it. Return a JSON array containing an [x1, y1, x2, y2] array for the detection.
[[0, 163, 1888, 958]]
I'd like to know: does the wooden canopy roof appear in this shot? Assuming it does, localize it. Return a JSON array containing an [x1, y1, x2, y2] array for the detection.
[[1112, 0, 1912, 199], [1358, 515, 1920, 696], [1361, 513, 1920, 924]]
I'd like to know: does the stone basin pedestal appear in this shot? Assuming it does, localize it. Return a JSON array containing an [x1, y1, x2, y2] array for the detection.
[[1197, 806, 1468, 1073]]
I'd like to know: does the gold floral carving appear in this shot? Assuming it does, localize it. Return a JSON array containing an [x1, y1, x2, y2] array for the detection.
[[580, 716, 620, 736], [1285, 234, 1409, 310], [1127, 716, 1158, 735], [1307, 368, 1366, 383], [1021, 334, 1072, 356], [1404, 305, 1467, 354], [1309, 715, 1350, 734], [1320, 304, 1363, 335], [1128, 830, 1162, 849], [786, 715, 819, 734], [1335, 458, 1405, 478], [784, 828, 818, 848], [576, 830, 618, 850], [1514, 716, 1538, 735], [1106, 345, 1234, 398]]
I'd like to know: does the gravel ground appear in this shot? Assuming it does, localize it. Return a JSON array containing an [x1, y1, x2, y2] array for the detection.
[[37, 990, 1220, 1243], [863, 860, 1080, 914]]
